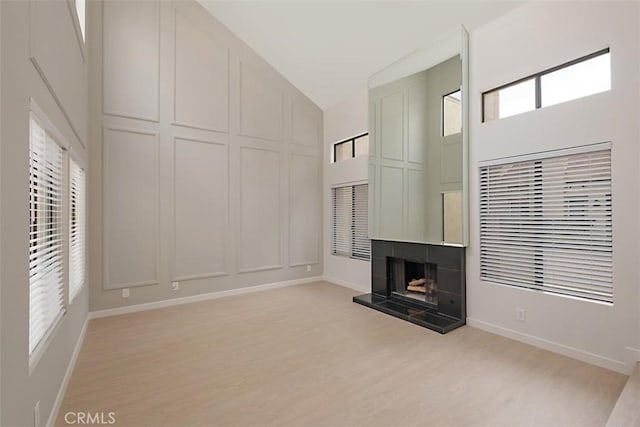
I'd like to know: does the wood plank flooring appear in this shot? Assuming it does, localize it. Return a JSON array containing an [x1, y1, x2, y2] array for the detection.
[[606, 363, 640, 426], [57, 281, 627, 426]]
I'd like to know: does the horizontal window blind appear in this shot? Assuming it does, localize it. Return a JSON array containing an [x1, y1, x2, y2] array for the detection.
[[29, 114, 65, 355], [479, 146, 613, 303], [332, 183, 370, 260], [352, 184, 369, 260], [332, 186, 353, 256], [69, 158, 86, 302]]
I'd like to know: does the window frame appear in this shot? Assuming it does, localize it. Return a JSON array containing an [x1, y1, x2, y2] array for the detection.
[[28, 104, 70, 370], [332, 132, 369, 163], [482, 48, 610, 122], [442, 89, 462, 137], [68, 156, 87, 303], [478, 142, 613, 304], [66, 0, 86, 62], [331, 182, 370, 261]]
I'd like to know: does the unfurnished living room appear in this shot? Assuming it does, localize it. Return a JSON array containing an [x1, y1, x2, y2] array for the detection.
[[1, 0, 639, 426]]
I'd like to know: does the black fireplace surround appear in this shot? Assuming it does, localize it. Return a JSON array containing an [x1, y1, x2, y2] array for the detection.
[[353, 240, 466, 334]]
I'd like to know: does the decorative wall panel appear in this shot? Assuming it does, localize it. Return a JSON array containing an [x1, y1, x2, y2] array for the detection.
[[103, 1, 160, 121], [239, 147, 281, 272], [174, 10, 228, 132], [174, 138, 228, 280], [239, 61, 283, 141], [103, 128, 159, 289], [289, 154, 319, 266]]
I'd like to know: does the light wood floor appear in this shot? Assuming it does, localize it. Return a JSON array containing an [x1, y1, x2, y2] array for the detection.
[[57, 281, 627, 427], [606, 363, 640, 426]]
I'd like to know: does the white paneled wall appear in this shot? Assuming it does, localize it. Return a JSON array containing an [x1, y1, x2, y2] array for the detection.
[[91, 0, 322, 310]]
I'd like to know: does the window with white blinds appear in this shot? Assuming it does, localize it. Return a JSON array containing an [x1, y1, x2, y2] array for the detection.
[[29, 114, 66, 356], [479, 143, 613, 303], [69, 158, 86, 302], [332, 183, 370, 260]]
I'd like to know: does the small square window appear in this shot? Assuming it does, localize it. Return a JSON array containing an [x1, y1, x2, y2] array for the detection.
[[334, 141, 352, 162], [332, 133, 368, 163], [354, 135, 369, 157], [484, 78, 536, 122], [541, 52, 610, 108]]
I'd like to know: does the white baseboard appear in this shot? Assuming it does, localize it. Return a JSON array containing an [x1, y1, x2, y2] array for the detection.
[[46, 315, 90, 427], [467, 317, 631, 374], [322, 276, 370, 294], [90, 276, 323, 319]]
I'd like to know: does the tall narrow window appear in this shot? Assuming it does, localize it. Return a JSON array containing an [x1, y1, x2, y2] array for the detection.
[[479, 143, 612, 303], [29, 114, 65, 356], [69, 158, 86, 302], [443, 90, 462, 136], [332, 183, 370, 260], [74, 0, 86, 41]]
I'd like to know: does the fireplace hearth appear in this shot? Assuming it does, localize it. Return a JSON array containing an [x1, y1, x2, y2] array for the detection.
[[353, 240, 466, 334]]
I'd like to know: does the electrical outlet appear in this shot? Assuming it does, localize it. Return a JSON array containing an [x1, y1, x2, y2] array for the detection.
[[171, 281, 180, 291], [516, 308, 526, 322], [34, 401, 40, 427], [122, 288, 130, 298], [306, 265, 311, 272]]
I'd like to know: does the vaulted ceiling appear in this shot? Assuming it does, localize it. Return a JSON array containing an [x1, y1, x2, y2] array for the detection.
[[199, 1, 523, 110]]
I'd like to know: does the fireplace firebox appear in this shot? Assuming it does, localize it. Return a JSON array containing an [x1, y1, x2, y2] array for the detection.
[[389, 258, 438, 305], [353, 240, 466, 334]]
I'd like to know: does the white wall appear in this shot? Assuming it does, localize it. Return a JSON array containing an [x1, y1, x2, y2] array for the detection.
[[467, 1, 640, 373], [322, 86, 371, 292], [0, 0, 89, 425], [90, 0, 323, 311], [322, 1, 640, 374]]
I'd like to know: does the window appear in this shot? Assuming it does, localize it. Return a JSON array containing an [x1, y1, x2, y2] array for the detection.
[[479, 143, 612, 303], [332, 183, 370, 260], [29, 113, 66, 356], [443, 90, 462, 136], [333, 133, 369, 162], [483, 49, 610, 122], [74, 0, 86, 41], [69, 158, 86, 302]]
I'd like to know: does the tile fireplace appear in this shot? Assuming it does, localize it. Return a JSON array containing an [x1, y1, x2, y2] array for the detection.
[[353, 240, 466, 333]]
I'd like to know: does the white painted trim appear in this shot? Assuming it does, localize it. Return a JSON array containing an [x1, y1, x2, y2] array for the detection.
[[46, 315, 90, 427], [625, 346, 640, 363], [90, 276, 323, 319], [467, 317, 631, 374], [478, 141, 612, 167], [323, 276, 370, 294]]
